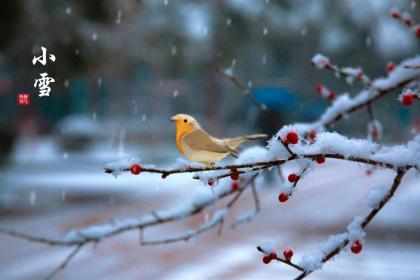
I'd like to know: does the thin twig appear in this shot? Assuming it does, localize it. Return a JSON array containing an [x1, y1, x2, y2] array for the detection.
[[323, 77, 416, 127], [140, 174, 258, 245], [44, 244, 84, 280], [105, 152, 411, 178], [257, 246, 304, 271], [293, 170, 406, 279], [215, 65, 281, 129], [251, 181, 260, 212], [231, 180, 261, 228]]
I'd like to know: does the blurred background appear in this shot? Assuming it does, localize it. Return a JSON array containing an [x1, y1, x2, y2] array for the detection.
[[0, 0, 420, 279]]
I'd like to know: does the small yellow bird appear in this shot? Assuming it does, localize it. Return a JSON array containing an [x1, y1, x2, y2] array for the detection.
[[171, 114, 267, 165]]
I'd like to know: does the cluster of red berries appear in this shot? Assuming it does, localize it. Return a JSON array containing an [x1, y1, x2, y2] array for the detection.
[[390, 10, 420, 37], [401, 92, 416, 106], [390, 10, 414, 26], [351, 239, 363, 254], [130, 164, 142, 175], [284, 131, 299, 145], [262, 252, 277, 264], [316, 84, 336, 101], [262, 248, 294, 264]]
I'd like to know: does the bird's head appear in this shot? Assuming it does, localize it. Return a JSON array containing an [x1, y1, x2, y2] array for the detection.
[[171, 114, 201, 134]]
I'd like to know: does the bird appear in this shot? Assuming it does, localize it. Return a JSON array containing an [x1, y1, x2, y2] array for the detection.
[[171, 114, 267, 165]]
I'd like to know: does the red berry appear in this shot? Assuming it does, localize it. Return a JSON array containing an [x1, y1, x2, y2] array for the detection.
[[315, 157, 325, 164], [415, 26, 420, 38], [351, 240, 363, 254], [316, 84, 323, 94], [262, 255, 271, 264], [404, 18, 413, 27], [231, 173, 239, 181], [269, 252, 277, 260], [288, 173, 299, 183], [231, 181, 239, 192], [285, 131, 299, 145], [283, 248, 293, 261], [386, 62, 395, 73], [328, 91, 336, 101], [278, 192, 289, 203], [390, 11, 400, 19], [208, 179, 214, 186], [402, 94, 414, 106], [308, 130, 317, 140], [130, 164, 142, 175]]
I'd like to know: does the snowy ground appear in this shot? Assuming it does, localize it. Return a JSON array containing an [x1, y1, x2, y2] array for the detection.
[[1, 154, 420, 279]]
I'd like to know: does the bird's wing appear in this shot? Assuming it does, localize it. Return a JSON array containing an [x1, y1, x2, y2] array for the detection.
[[182, 129, 232, 153]]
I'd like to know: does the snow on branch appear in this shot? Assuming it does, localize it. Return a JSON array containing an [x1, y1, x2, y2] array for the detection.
[[315, 55, 420, 128], [140, 207, 228, 245], [311, 54, 371, 87], [103, 132, 419, 180], [0, 174, 259, 247], [1, 12, 419, 278], [259, 170, 406, 280]]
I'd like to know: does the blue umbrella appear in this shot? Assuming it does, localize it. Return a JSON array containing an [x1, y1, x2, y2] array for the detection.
[[246, 87, 298, 113]]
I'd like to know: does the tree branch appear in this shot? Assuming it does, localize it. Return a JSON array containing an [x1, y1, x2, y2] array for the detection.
[[276, 170, 406, 279], [215, 65, 281, 129], [44, 244, 85, 280]]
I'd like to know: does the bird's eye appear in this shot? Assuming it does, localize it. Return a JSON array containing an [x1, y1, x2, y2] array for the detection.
[[184, 119, 187, 123]]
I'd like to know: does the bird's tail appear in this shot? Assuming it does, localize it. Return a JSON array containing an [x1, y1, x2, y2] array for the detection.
[[226, 134, 267, 149]]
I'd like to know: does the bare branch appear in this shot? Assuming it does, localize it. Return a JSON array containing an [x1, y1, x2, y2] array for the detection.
[[280, 170, 406, 279], [44, 244, 85, 280], [215, 65, 281, 129], [231, 180, 261, 228]]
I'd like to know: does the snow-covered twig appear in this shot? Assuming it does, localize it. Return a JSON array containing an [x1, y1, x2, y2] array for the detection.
[[318, 58, 419, 128], [293, 170, 406, 280], [141, 208, 228, 245], [141, 174, 258, 245], [104, 149, 415, 179], [231, 181, 260, 228], [257, 245, 305, 271], [1, 16, 419, 278], [390, 8, 420, 37], [0, 174, 260, 247], [312, 54, 372, 87]]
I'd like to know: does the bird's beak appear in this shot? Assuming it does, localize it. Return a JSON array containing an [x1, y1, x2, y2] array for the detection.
[[170, 116, 177, 122]]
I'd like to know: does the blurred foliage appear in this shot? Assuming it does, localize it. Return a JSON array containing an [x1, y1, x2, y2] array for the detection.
[[0, 120, 14, 166]]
